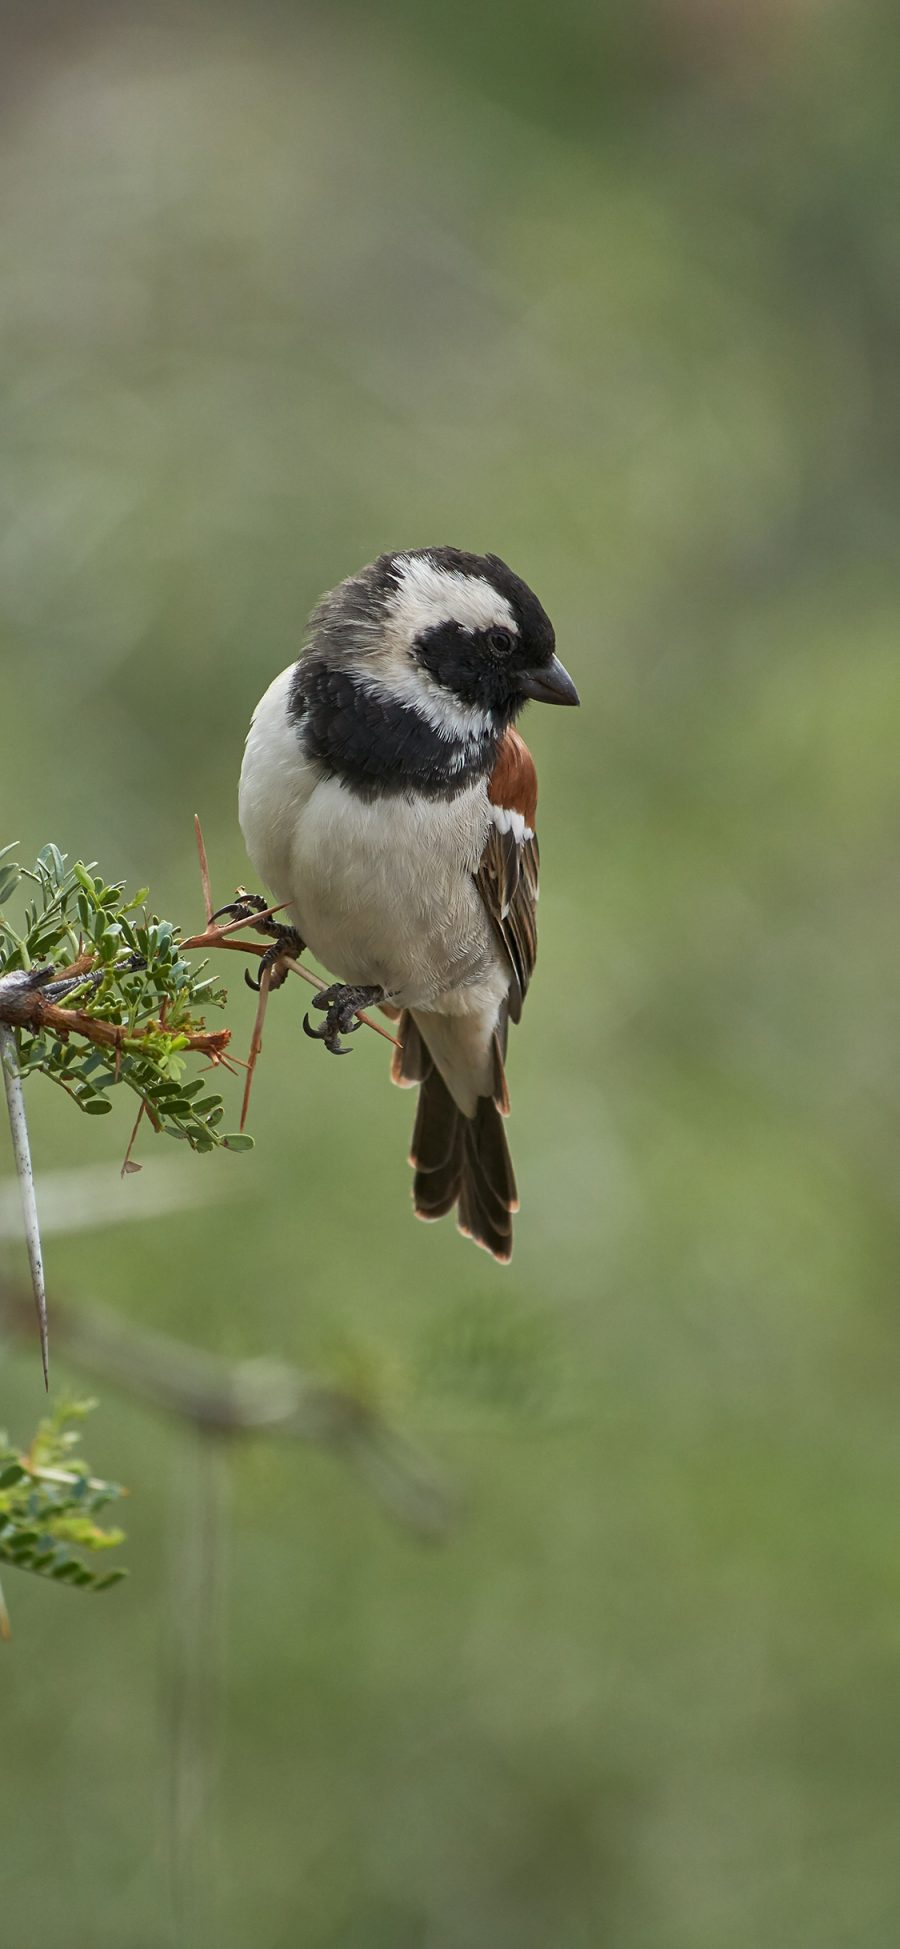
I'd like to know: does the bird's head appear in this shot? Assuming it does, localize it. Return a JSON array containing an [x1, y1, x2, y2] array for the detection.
[[307, 547, 579, 739]]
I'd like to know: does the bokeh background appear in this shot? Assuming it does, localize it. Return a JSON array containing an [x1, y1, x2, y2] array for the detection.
[[2, 1, 900, 1942]]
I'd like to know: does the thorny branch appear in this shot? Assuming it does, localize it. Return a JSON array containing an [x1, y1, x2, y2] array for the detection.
[[0, 844, 249, 1379], [0, 824, 401, 1376], [0, 820, 398, 1121], [0, 965, 231, 1062]]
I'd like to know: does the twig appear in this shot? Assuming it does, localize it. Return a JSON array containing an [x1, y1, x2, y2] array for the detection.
[[240, 963, 272, 1132], [181, 903, 288, 954], [0, 1024, 49, 1388], [0, 976, 230, 1062], [121, 1098, 147, 1177], [120, 996, 167, 1173], [179, 933, 269, 957]]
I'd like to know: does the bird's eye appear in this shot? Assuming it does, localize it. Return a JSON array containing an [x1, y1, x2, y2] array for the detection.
[[486, 627, 514, 657]]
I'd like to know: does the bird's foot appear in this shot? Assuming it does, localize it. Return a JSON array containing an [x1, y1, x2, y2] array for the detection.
[[243, 933, 306, 994], [209, 889, 305, 992], [302, 983, 385, 1055], [210, 888, 287, 940]]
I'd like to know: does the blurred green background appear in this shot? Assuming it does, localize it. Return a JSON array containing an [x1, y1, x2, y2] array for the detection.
[[2, 1, 900, 1942]]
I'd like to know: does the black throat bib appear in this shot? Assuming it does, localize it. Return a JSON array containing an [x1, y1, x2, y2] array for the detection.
[[289, 661, 500, 801]]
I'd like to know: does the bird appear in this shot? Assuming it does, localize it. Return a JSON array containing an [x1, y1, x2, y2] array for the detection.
[[230, 546, 579, 1262]]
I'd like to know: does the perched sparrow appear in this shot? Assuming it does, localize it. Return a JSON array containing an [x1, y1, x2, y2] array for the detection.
[[236, 547, 578, 1261]]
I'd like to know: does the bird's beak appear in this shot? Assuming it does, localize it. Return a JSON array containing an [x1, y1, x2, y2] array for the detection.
[[519, 654, 580, 707]]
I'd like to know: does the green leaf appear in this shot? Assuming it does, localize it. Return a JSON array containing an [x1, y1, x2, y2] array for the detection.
[[36, 844, 65, 881]]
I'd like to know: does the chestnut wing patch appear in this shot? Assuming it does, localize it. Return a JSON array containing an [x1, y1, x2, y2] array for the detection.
[[475, 729, 540, 1023]]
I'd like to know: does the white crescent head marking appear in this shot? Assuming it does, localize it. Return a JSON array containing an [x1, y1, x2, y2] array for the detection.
[[348, 555, 519, 744], [386, 554, 518, 645], [351, 661, 496, 744]]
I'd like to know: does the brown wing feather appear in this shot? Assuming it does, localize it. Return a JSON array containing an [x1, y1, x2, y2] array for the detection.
[[388, 728, 534, 1261], [488, 725, 538, 827], [475, 729, 540, 1024]]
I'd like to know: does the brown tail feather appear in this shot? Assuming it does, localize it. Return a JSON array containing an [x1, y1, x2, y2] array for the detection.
[[410, 1066, 457, 1173], [395, 1011, 517, 1262], [391, 1010, 432, 1087], [414, 1113, 466, 1220]]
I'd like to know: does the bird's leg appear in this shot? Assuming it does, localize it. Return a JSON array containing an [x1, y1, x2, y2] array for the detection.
[[210, 889, 305, 993], [302, 983, 386, 1056]]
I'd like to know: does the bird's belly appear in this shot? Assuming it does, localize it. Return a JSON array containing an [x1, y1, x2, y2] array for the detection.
[[287, 776, 497, 1008]]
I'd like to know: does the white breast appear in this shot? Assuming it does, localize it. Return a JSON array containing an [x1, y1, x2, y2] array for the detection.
[[238, 668, 312, 895], [238, 665, 506, 1014]]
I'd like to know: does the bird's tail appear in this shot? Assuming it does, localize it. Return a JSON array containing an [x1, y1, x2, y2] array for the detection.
[[390, 1010, 517, 1262]]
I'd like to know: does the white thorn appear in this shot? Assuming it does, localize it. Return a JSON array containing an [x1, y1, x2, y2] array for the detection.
[[0, 1025, 49, 1387]]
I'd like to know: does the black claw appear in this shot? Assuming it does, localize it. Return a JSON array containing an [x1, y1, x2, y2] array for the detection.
[[301, 982, 384, 1057], [210, 893, 267, 926], [302, 1012, 352, 1054], [240, 929, 305, 998], [210, 892, 303, 967]]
